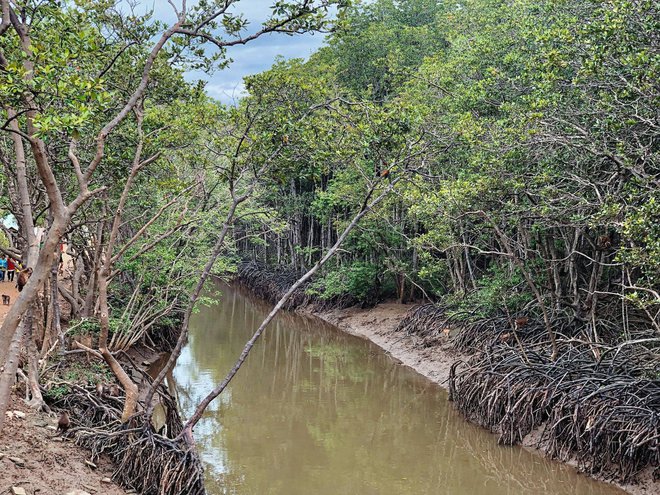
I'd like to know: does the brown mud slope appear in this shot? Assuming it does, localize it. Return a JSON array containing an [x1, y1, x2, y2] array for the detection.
[[307, 301, 659, 495], [0, 279, 128, 495], [0, 395, 127, 495]]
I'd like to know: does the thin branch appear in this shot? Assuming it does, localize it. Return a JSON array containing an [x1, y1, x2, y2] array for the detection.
[[177, 176, 402, 441]]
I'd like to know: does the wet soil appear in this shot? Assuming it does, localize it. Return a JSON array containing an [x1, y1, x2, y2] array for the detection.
[[0, 395, 127, 495]]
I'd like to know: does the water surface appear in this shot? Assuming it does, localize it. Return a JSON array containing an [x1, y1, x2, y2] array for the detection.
[[173, 282, 624, 495]]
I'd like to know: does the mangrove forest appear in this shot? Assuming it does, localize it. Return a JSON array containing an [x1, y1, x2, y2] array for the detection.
[[0, 0, 657, 494]]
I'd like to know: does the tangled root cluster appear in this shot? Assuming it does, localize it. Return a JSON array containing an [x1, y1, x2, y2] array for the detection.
[[236, 261, 356, 310], [48, 382, 205, 494], [77, 425, 205, 495], [449, 342, 659, 482], [394, 303, 467, 346]]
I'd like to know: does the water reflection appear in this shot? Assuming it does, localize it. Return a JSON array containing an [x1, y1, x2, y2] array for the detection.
[[174, 282, 624, 495]]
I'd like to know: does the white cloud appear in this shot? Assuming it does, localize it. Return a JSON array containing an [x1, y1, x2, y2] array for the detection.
[[198, 29, 326, 104], [203, 81, 248, 105], [124, 1, 331, 104]]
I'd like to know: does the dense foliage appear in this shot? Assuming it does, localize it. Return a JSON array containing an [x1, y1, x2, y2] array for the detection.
[[0, 0, 657, 489], [237, 0, 659, 344]]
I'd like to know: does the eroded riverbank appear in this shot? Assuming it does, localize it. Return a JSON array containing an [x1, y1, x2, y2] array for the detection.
[[305, 301, 659, 495]]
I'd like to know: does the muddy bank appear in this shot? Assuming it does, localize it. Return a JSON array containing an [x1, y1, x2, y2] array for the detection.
[[303, 302, 658, 495], [0, 279, 129, 494], [0, 343, 186, 495], [307, 302, 456, 386], [1, 289, 198, 495], [0, 395, 128, 495], [41, 342, 204, 495]]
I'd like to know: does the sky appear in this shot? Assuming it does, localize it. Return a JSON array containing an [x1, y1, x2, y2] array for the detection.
[[138, 0, 331, 104]]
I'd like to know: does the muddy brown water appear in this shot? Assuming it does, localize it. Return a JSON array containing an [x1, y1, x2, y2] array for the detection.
[[172, 283, 625, 495]]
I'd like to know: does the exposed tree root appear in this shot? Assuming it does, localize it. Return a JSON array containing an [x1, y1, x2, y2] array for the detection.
[[449, 342, 659, 483], [398, 301, 660, 483], [394, 303, 457, 345], [237, 261, 311, 308], [236, 261, 357, 310], [395, 301, 645, 353], [45, 377, 204, 494], [147, 319, 182, 352], [76, 424, 205, 495]]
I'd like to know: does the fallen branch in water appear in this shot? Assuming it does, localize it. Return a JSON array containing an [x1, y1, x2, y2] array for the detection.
[[177, 176, 401, 443]]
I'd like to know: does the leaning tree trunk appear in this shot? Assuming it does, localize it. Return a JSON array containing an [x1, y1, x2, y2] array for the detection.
[[177, 178, 399, 443], [97, 266, 140, 422], [7, 108, 39, 266]]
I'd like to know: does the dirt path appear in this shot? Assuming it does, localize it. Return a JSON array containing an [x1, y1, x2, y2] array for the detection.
[[0, 280, 129, 495], [0, 396, 128, 495], [0, 280, 19, 325]]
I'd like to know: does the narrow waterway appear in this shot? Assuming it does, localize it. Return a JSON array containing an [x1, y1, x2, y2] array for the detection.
[[173, 282, 625, 495]]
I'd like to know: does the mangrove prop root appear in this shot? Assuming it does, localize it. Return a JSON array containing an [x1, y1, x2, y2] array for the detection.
[[394, 304, 457, 345], [236, 261, 356, 311], [76, 425, 205, 495], [397, 300, 649, 354], [449, 342, 659, 483], [47, 383, 203, 494]]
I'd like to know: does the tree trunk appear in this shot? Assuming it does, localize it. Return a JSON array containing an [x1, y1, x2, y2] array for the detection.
[[0, 320, 27, 432], [7, 108, 39, 266], [41, 260, 61, 356], [26, 307, 48, 411], [0, 216, 66, 366], [82, 222, 104, 317]]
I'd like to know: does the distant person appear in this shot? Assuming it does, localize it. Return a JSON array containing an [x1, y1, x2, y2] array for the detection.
[[0, 256, 6, 282], [7, 257, 15, 282]]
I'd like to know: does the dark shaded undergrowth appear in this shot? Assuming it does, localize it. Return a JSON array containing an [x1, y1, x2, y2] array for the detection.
[[235, 261, 358, 310]]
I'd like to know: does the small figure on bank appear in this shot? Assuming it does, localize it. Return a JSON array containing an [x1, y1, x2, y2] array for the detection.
[[6, 257, 15, 282], [16, 267, 32, 292], [0, 255, 6, 282], [56, 411, 70, 435]]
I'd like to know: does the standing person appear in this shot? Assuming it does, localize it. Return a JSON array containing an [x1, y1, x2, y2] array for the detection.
[[0, 256, 6, 282], [7, 257, 15, 282]]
